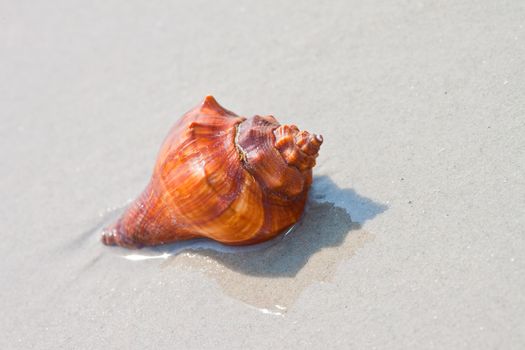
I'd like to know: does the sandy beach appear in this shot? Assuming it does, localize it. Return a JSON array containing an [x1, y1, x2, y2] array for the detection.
[[1, 0, 524, 348]]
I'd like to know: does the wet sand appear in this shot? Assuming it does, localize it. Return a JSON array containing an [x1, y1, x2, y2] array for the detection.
[[162, 202, 373, 312]]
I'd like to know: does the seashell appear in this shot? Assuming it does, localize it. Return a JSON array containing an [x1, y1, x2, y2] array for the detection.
[[101, 96, 323, 248]]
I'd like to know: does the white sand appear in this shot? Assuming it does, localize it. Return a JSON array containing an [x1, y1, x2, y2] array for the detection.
[[1, 1, 524, 348]]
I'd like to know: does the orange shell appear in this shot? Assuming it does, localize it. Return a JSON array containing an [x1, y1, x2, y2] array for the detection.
[[102, 96, 323, 248]]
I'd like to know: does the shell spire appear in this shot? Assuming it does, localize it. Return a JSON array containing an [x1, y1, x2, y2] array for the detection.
[[274, 124, 323, 171], [102, 96, 322, 248]]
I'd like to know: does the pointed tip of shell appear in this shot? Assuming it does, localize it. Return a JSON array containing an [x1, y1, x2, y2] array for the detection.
[[101, 223, 143, 249], [202, 94, 218, 104], [201, 95, 222, 111], [101, 227, 118, 246], [199, 95, 238, 117], [300, 132, 323, 156]]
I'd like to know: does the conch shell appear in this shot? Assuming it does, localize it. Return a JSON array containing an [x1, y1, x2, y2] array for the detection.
[[102, 96, 322, 248]]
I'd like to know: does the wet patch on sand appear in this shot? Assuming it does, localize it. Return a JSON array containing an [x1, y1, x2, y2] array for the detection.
[[161, 202, 374, 313]]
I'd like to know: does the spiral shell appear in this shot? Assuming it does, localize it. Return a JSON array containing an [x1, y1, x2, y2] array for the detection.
[[102, 96, 322, 248]]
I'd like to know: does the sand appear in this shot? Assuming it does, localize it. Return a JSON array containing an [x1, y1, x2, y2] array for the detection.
[[1, 0, 524, 349]]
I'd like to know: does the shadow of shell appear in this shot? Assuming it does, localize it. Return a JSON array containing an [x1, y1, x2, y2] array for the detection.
[[162, 201, 374, 311]]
